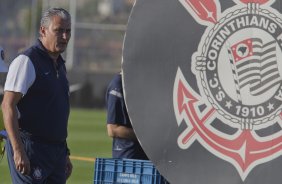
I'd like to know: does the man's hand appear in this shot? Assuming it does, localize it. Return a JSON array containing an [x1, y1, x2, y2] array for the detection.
[[13, 148, 30, 175], [66, 156, 73, 179]]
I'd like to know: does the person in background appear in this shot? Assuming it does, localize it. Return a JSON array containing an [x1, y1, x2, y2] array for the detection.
[[0, 46, 8, 162], [106, 72, 148, 160], [1, 8, 73, 183]]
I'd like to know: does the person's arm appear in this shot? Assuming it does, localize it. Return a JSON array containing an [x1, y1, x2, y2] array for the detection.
[[1, 91, 30, 175], [65, 145, 72, 179], [107, 124, 137, 141], [65, 155, 72, 179]]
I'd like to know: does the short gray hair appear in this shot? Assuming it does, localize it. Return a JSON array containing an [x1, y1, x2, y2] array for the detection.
[[40, 8, 71, 27]]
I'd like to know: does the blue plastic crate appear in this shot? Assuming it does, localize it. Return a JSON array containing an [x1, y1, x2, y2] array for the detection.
[[94, 158, 168, 184]]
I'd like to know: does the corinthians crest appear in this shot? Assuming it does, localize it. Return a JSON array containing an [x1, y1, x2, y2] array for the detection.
[[174, 0, 282, 181]]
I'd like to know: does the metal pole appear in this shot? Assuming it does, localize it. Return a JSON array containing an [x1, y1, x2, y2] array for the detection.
[[66, 0, 76, 71], [30, 0, 38, 46]]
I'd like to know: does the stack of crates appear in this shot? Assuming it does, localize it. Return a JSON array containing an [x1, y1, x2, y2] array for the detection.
[[94, 158, 168, 184]]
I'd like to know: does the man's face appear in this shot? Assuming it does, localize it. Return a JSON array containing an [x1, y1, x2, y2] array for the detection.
[[40, 15, 71, 55]]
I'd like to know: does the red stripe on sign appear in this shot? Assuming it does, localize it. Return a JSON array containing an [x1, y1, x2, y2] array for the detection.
[[240, 0, 269, 4], [185, 0, 217, 23]]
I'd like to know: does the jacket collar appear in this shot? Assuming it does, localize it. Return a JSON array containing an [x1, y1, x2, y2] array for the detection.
[[34, 39, 65, 65]]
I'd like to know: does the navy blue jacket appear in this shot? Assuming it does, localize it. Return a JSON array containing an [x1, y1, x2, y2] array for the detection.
[[17, 40, 70, 142], [106, 74, 148, 160]]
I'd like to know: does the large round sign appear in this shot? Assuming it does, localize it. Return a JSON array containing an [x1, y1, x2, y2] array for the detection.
[[123, 0, 282, 183]]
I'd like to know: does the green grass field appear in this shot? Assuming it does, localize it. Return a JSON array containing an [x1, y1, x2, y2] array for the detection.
[[0, 108, 112, 184]]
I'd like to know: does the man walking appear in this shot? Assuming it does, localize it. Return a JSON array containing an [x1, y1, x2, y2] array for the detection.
[[2, 8, 73, 183]]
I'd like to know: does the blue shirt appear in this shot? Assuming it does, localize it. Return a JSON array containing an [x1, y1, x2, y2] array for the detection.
[[6, 40, 70, 142], [106, 74, 148, 160]]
